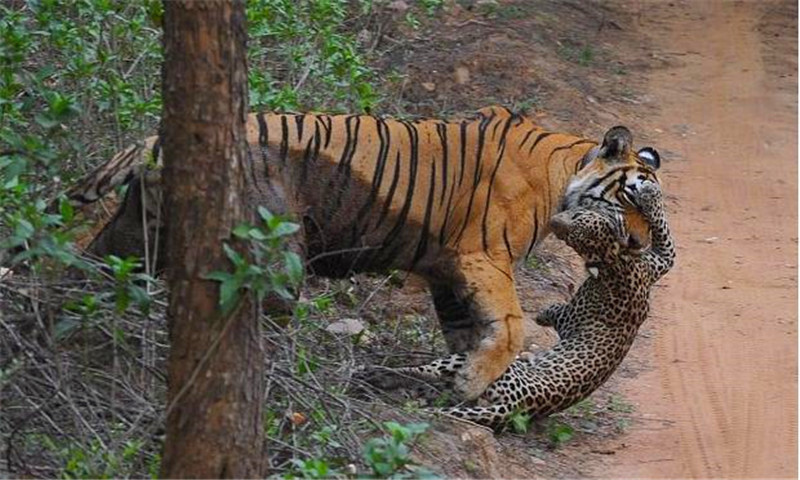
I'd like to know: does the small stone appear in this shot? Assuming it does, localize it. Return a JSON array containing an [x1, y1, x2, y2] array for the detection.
[[703, 236, 718, 243], [326, 318, 366, 335], [388, 0, 409, 12], [454, 66, 470, 85], [289, 411, 307, 426], [421, 82, 436, 92]]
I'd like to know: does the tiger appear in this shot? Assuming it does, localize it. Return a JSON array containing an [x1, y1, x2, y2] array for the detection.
[[58, 106, 662, 399]]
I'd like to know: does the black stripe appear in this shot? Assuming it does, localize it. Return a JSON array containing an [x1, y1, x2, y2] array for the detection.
[[376, 152, 401, 228], [256, 112, 269, 178], [379, 121, 419, 260], [454, 113, 492, 246], [336, 116, 360, 172], [295, 114, 305, 142], [151, 136, 162, 165], [599, 169, 630, 199], [458, 121, 467, 187], [503, 224, 513, 260], [322, 115, 333, 148], [549, 139, 595, 158], [525, 208, 540, 258], [528, 132, 554, 155], [491, 118, 503, 139], [300, 134, 316, 184], [585, 165, 635, 193], [355, 118, 391, 240], [436, 123, 448, 206], [279, 115, 289, 164], [413, 157, 437, 265], [330, 116, 361, 216], [481, 116, 513, 252], [438, 144, 459, 246], [519, 128, 537, 149]]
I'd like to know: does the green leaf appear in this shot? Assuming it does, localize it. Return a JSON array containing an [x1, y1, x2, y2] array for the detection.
[[269, 221, 300, 238], [248, 228, 267, 241], [232, 224, 252, 239], [205, 271, 233, 283], [222, 243, 245, 266], [284, 251, 304, 285], [58, 199, 73, 223], [510, 411, 531, 434], [257, 206, 274, 223], [219, 277, 243, 313]]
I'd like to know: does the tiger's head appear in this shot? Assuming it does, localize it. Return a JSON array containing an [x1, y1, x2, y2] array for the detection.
[[562, 126, 661, 249]]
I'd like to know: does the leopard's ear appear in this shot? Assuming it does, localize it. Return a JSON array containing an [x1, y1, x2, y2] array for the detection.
[[598, 126, 633, 162], [549, 211, 574, 240], [637, 147, 661, 170]]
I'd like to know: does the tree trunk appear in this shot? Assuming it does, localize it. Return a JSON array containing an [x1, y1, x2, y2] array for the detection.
[[160, 1, 263, 477]]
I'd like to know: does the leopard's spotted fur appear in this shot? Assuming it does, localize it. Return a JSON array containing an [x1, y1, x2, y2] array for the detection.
[[373, 181, 675, 427]]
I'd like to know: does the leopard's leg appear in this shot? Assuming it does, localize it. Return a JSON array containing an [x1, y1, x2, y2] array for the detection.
[[388, 353, 467, 382], [357, 354, 466, 391], [444, 254, 524, 400], [535, 303, 569, 328], [636, 182, 676, 283], [438, 403, 518, 427]]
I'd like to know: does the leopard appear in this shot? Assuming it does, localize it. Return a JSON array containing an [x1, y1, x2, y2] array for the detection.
[[365, 180, 675, 427]]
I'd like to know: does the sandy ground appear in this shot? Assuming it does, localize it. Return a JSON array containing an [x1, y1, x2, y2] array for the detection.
[[593, 1, 798, 477]]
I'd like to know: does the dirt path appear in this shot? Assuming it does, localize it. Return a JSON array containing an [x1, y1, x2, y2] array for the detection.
[[593, 1, 798, 478]]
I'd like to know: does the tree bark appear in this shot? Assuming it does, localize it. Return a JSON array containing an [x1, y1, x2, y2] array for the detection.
[[160, 1, 263, 477]]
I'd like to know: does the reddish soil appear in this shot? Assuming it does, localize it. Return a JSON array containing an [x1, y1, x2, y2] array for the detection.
[[592, 1, 798, 477]]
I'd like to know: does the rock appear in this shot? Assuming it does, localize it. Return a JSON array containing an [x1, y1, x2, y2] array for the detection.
[[459, 427, 502, 477], [703, 236, 718, 243], [326, 318, 366, 336], [454, 66, 470, 84], [421, 82, 436, 92], [388, 0, 409, 12]]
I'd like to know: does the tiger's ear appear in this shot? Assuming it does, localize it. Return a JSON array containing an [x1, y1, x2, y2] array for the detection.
[[637, 147, 661, 170], [598, 126, 633, 162], [578, 145, 600, 170]]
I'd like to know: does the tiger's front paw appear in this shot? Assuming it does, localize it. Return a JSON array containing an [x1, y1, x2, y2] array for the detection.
[[453, 362, 491, 401], [454, 350, 512, 400]]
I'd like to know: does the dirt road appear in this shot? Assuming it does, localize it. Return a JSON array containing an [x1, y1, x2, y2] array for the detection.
[[594, 1, 798, 478]]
